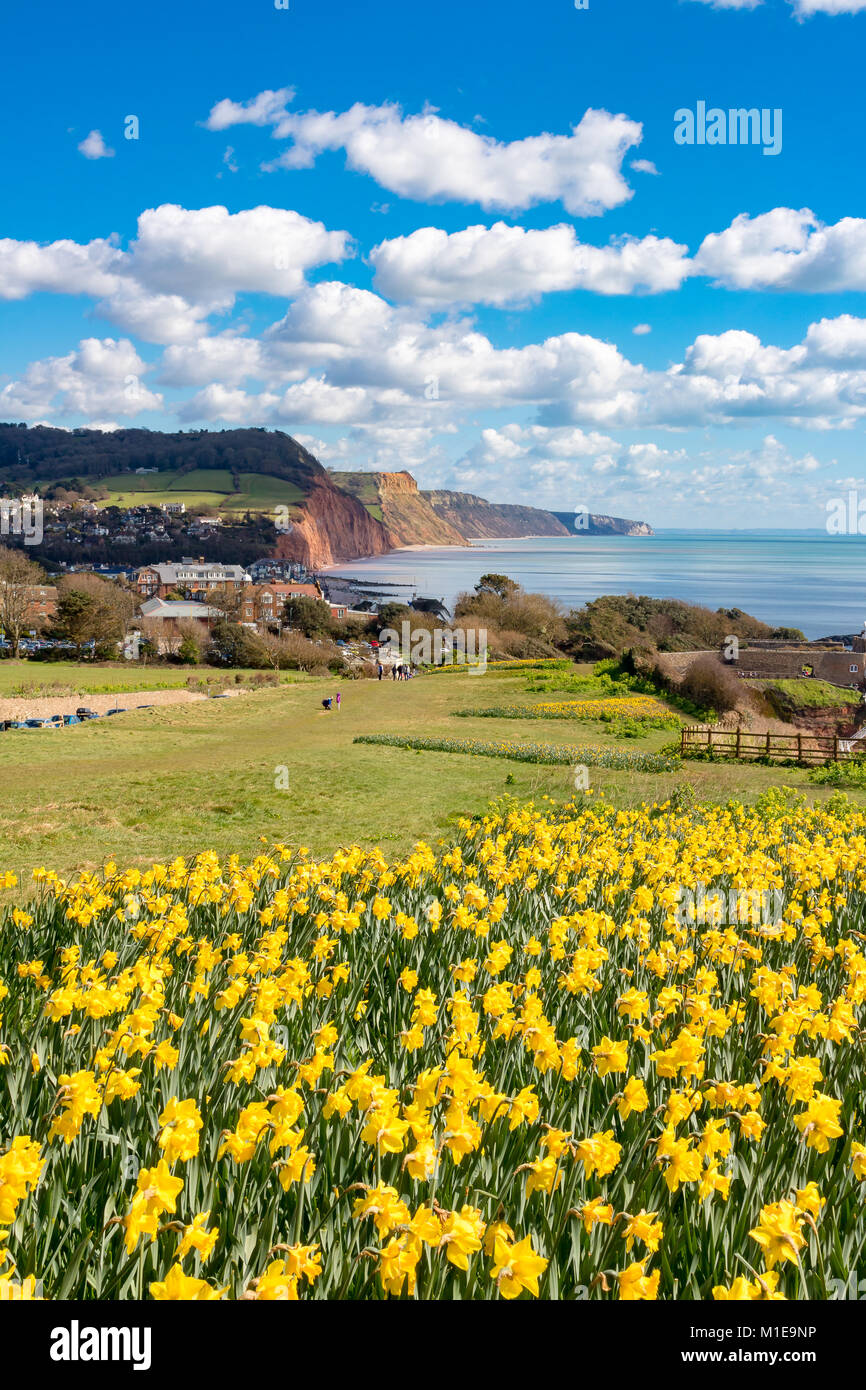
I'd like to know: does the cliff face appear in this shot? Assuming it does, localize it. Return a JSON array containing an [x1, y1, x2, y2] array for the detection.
[[330, 471, 465, 547], [422, 491, 570, 539], [274, 483, 390, 568], [3, 422, 653, 560], [549, 510, 653, 537]]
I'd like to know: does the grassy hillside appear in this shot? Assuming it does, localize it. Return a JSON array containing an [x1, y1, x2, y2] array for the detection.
[[0, 424, 328, 491], [0, 664, 860, 889], [98, 468, 307, 512], [757, 678, 862, 709]]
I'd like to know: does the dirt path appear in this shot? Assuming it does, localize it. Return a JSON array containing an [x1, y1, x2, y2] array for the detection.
[[0, 688, 245, 721]]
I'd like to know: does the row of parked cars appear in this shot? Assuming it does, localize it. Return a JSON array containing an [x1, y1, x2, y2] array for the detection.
[[0, 639, 97, 656], [0, 705, 154, 732]]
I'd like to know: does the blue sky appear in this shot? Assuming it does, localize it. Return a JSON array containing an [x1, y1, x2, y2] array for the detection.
[[2, 0, 866, 525]]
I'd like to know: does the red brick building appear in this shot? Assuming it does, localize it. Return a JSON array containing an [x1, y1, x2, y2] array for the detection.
[[240, 581, 325, 631]]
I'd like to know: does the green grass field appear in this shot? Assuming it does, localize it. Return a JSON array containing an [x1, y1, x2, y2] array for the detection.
[[96, 468, 306, 512], [0, 664, 861, 890], [0, 661, 305, 696]]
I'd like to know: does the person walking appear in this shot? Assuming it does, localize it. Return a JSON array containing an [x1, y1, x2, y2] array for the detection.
[[377, 663, 383, 681], [335, 691, 341, 713]]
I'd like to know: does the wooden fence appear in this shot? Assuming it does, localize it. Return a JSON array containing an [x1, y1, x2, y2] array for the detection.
[[680, 727, 857, 765]]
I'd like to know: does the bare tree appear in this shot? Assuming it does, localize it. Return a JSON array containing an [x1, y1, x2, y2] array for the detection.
[[0, 545, 47, 655], [209, 585, 244, 620], [138, 617, 164, 661], [258, 631, 287, 672], [57, 573, 137, 653], [175, 619, 206, 663]]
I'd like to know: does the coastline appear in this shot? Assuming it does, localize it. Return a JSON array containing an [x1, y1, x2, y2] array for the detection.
[[316, 531, 866, 639]]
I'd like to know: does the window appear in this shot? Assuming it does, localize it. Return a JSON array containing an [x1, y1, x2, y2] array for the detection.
[[850, 664, 859, 673]]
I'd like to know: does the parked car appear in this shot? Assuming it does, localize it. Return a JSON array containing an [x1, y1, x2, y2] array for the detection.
[[1, 720, 27, 731], [23, 718, 55, 730], [105, 708, 126, 716], [75, 707, 99, 720], [136, 704, 154, 710], [62, 714, 81, 726]]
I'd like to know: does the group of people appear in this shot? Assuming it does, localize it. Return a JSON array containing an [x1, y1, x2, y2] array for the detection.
[[320, 659, 417, 710], [377, 662, 414, 681]]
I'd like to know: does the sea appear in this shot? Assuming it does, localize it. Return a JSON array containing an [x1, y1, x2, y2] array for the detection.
[[321, 530, 866, 641]]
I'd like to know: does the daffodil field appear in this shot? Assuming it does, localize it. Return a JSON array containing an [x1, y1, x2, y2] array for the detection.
[[455, 696, 678, 723], [427, 659, 572, 676], [2, 797, 866, 1302], [354, 733, 679, 773]]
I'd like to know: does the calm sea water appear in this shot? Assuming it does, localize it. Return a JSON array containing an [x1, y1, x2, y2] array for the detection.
[[322, 531, 866, 640]]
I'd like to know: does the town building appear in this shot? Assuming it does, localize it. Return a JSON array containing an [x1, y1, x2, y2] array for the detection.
[[14, 583, 59, 628], [138, 597, 221, 651], [135, 561, 251, 600], [240, 580, 324, 631]]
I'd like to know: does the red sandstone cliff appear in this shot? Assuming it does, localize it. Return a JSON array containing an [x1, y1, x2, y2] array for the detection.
[[273, 483, 391, 568], [330, 470, 466, 547]]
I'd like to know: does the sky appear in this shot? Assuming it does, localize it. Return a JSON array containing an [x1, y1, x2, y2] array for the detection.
[[2, 0, 866, 527]]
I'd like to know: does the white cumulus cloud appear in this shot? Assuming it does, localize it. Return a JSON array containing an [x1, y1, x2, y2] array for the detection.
[[0, 338, 161, 420], [204, 94, 644, 216], [370, 222, 691, 304], [694, 208, 866, 291]]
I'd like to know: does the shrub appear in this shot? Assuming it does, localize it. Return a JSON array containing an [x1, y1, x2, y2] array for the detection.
[[678, 656, 741, 715], [810, 758, 866, 788]]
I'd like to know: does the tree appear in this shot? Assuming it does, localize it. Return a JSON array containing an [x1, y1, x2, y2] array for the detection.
[[207, 585, 243, 620], [177, 635, 200, 665], [282, 595, 333, 639], [50, 573, 136, 657], [377, 601, 413, 629], [679, 656, 741, 715], [50, 588, 98, 655], [0, 546, 46, 655], [175, 620, 204, 665], [475, 574, 519, 600], [206, 619, 267, 668], [137, 618, 162, 662]]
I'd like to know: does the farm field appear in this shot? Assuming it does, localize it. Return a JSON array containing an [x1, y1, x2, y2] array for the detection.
[[0, 664, 863, 889], [95, 468, 306, 512]]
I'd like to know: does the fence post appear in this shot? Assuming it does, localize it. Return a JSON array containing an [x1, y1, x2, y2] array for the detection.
[[797, 733, 802, 763], [736, 728, 741, 758], [834, 736, 839, 762], [766, 731, 771, 759]]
